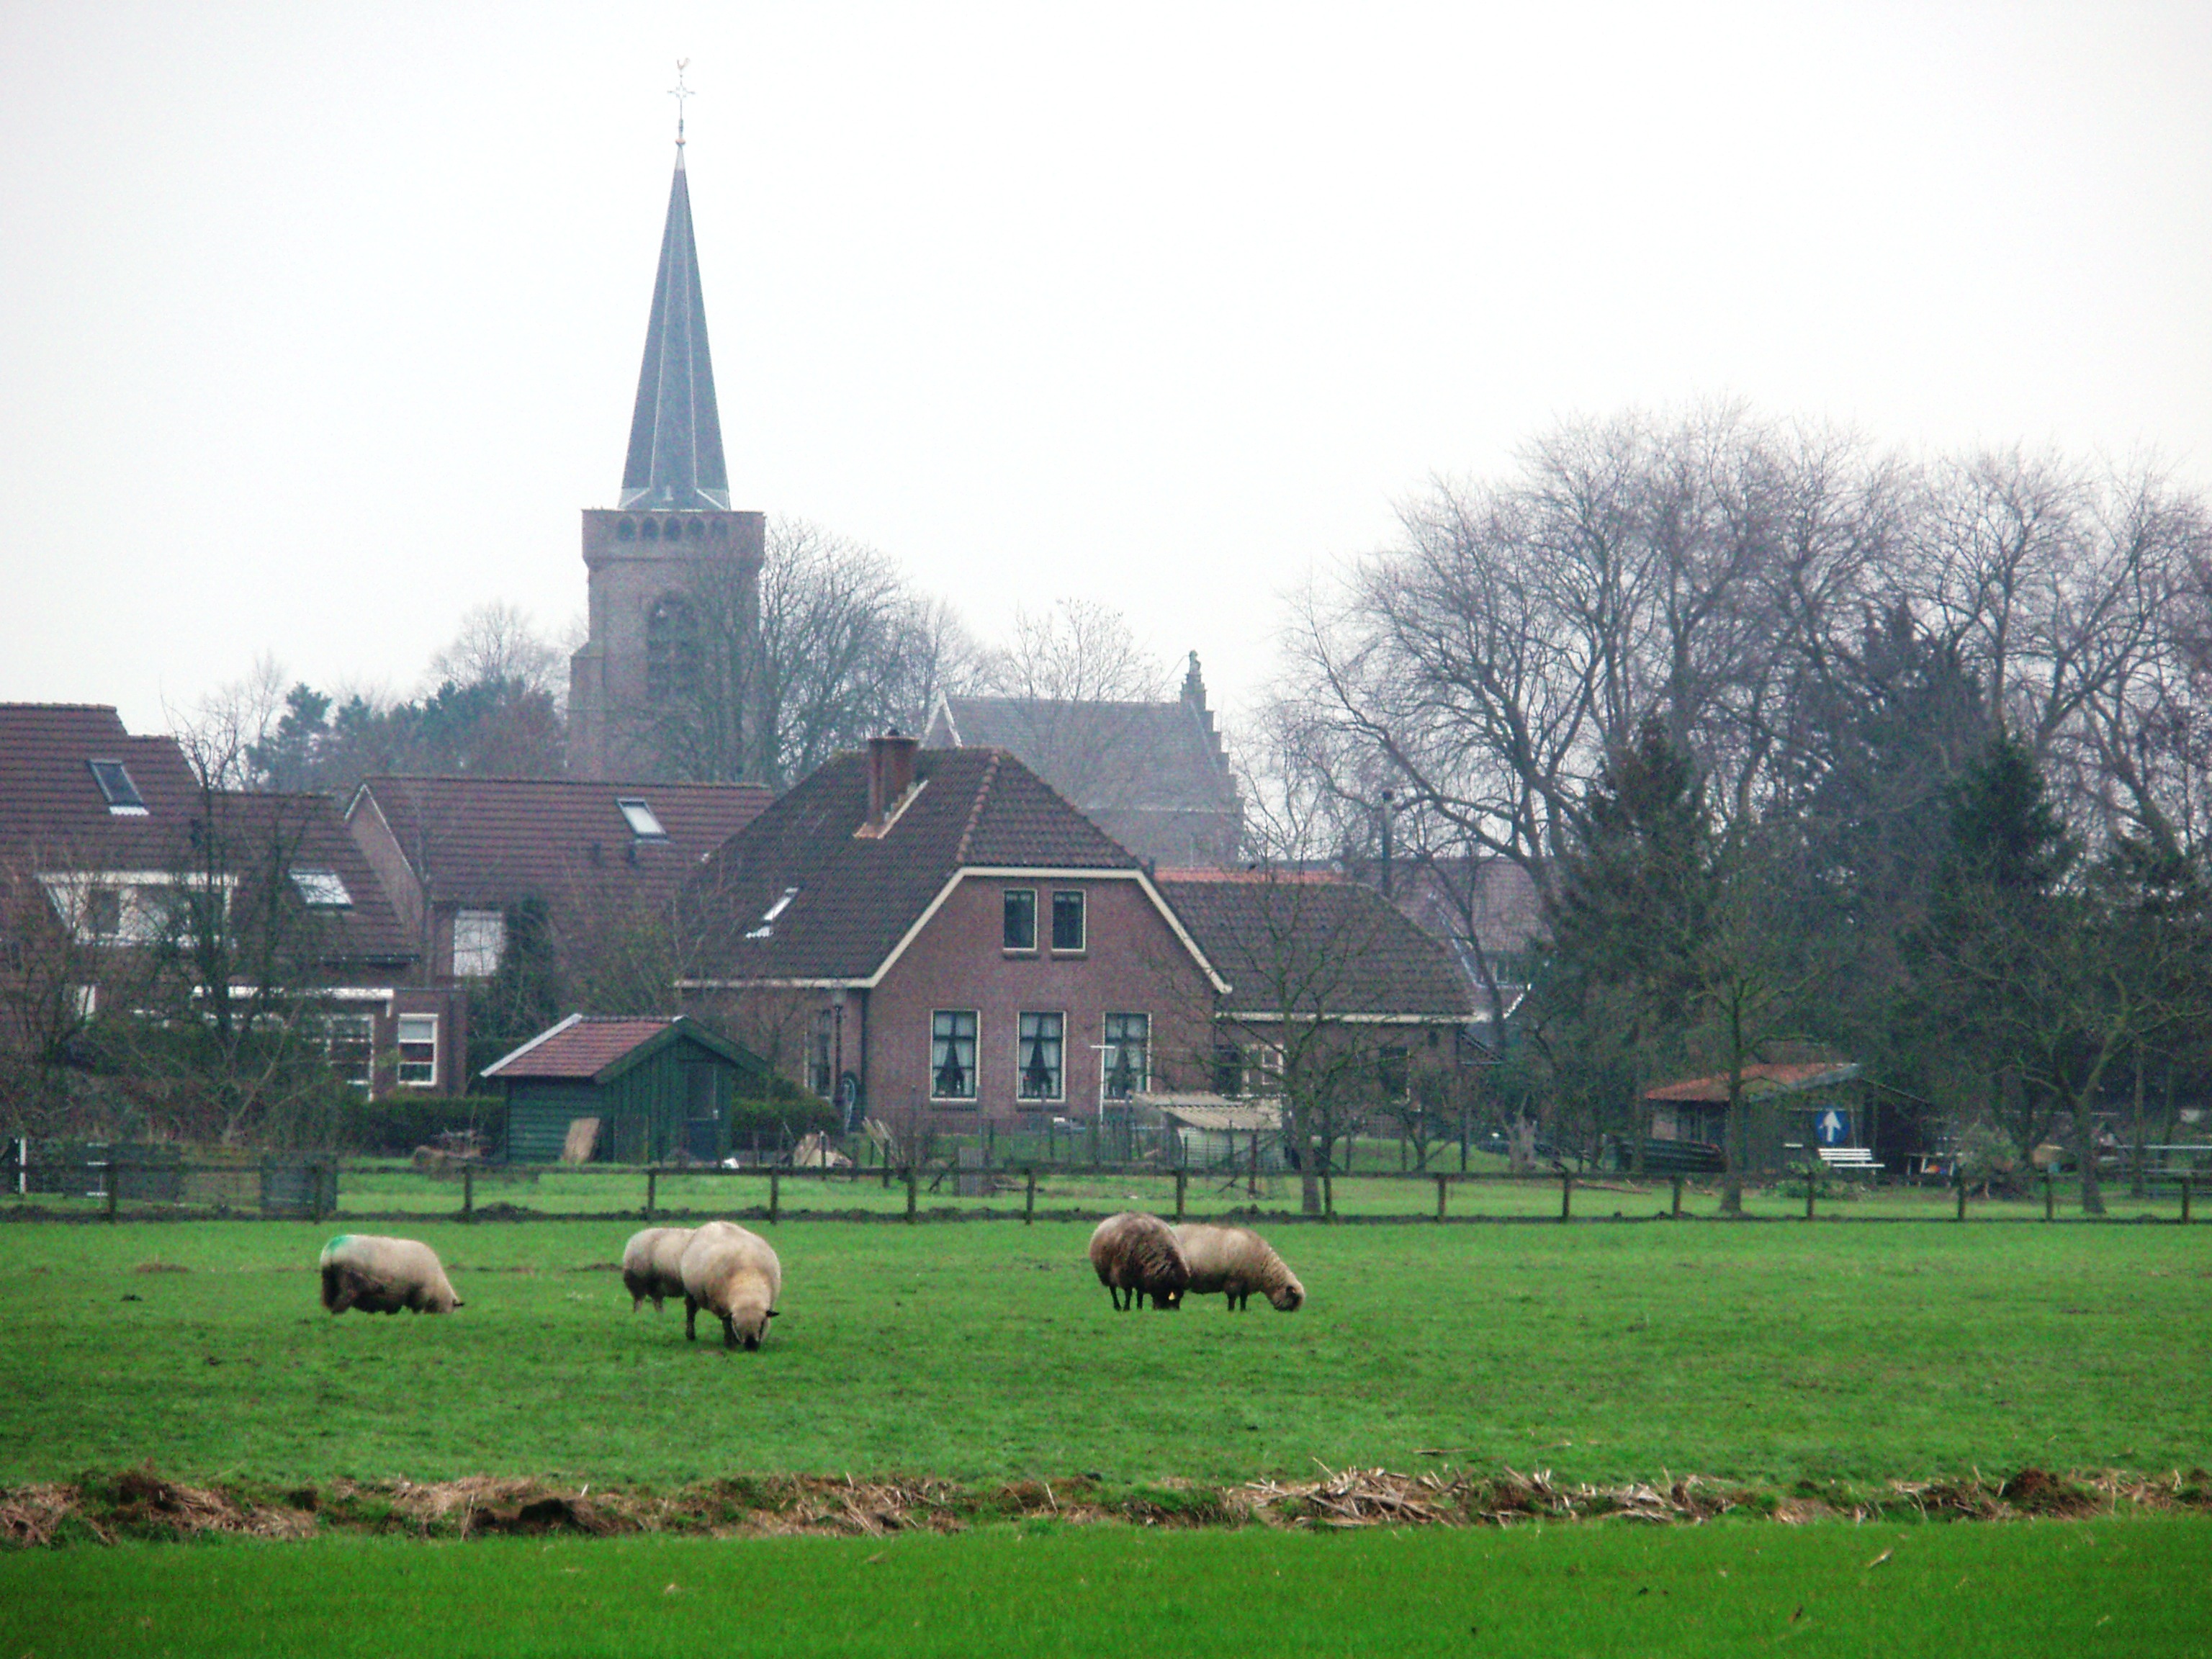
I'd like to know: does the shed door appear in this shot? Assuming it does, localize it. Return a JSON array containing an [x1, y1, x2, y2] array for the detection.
[[683, 1064, 720, 1161]]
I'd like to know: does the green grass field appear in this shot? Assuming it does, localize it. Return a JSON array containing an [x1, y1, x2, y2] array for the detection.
[[1, 1218, 2205, 1493], [4, 1518, 2208, 1658]]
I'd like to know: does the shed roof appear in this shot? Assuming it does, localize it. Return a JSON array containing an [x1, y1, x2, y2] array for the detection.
[[1642, 1062, 1862, 1104], [482, 1013, 754, 1082]]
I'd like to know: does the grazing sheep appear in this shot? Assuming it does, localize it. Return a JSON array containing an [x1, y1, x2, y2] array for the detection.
[[620, 1226, 696, 1312], [1174, 1223, 1304, 1312], [1087, 1212, 1189, 1311], [678, 1220, 783, 1351], [318, 1234, 462, 1316]]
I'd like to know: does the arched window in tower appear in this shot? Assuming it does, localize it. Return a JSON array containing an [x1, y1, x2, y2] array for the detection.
[[645, 595, 701, 704]]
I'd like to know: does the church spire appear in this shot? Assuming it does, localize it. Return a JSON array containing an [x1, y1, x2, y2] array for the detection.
[[619, 75, 729, 512]]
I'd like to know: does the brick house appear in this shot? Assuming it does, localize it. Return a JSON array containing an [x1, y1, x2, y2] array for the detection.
[[673, 736, 1481, 1133], [0, 703, 458, 1102], [345, 774, 772, 998], [675, 735, 1228, 1128]]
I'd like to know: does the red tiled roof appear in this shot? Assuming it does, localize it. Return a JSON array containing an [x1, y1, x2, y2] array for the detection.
[[685, 747, 1139, 983], [483, 1014, 680, 1079], [349, 775, 773, 910], [0, 706, 415, 969], [1643, 1062, 1860, 1104]]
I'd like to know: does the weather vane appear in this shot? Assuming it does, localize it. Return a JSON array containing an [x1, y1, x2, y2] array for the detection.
[[670, 59, 693, 145]]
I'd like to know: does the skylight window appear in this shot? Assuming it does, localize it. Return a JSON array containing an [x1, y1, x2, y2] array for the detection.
[[617, 797, 667, 840], [745, 886, 799, 939], [289, 868, 353, 908], [88, 759, 148, 816]]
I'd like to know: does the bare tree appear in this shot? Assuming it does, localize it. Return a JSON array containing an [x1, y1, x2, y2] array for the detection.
[[427, 601, 567, 705]]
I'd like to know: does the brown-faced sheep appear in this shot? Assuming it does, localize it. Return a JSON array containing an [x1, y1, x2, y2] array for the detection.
[[620, 1226, 696, 1312], [318, 1234, 462, 1315], [678, 1220, 783, 1351], [1087, 1212, 1189, 1311], [1174, 1223, 1303, 1311]]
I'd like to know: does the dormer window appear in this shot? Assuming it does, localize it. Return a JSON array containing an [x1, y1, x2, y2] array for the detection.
[[289, 868, 353, 908], [745, 886, 799, 940], [617, 797, 667, 840], [89, 759, 148, 816]]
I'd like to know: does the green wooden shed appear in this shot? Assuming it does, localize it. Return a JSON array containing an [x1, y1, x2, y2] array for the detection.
[[483, 1014, 768, 1164]]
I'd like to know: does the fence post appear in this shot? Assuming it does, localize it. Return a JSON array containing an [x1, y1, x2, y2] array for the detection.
[[1248, 1130, 1259, 1199], [2044, 1166, 2055, 1222], [1435, 1174, 1447, 1222], [904, 1165, 917, 1223], [769, 1169, 781, 1226], [1955, 1174, 1966, 1223], [105, 1159, 118, 1223], [1174, 1169, 1187, 1222], [1025, 1167, 1035, 1225], [1460, 1108, 1469, 1174], [1671, 1177, 1683, 1219], [1323, 1172, 1334, 1221], [1804, 1166, 1815, 1223], [1559, 1170, 1572, 1223], [2182, 1176, 2192, 1226], [463, 1163, 475, 1223], [645, 1169, 657, 1220]]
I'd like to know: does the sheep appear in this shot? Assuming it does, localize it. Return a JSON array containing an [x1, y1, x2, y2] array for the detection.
[[1087, 1212, 1189, 1311], [318, 1233, 462, 1316], [1174, 1223, 1304, 1312], [678, 1220, 783, 1351], [620, 1226, 696, 1312]]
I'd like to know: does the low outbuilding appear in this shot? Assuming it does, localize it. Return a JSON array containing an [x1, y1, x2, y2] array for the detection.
[[482, 1014, 773, 1164]]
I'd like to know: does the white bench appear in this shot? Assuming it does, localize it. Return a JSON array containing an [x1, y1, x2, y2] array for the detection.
[[1816, 1146, 1883, 1172]]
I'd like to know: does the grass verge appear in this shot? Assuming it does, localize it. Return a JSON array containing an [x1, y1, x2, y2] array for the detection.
[[4, 1518, 2209, 1658]]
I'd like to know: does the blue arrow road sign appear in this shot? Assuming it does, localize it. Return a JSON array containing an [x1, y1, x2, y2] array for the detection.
[[1815, 1108, 1851, 1146]]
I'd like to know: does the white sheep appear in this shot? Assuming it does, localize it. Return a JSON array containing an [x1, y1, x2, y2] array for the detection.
[[1174, 1223, 1303, 1312], [620, 1226, 696, 1312], [1087, 1212, 1190, 1311], [678, 1220, 783, 1351], [318, 1233, 462, 1316]]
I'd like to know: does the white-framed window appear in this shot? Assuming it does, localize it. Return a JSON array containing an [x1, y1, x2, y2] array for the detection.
[[41, 873, 225, 947], [1017, 1011, 1065, 1102], [1003, 888, 1038, 952], [325, 1012, 375, 1090], [452, 909, 505, 977], [1102, 1012, 1150, 1101], [1051, 890, 1086, 953], [809, 1008, 835, 1097], [396, 1012, 439, 1087], [930, 1010, 978, 1100]]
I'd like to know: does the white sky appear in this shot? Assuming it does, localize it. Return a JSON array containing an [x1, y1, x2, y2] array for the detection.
[[2, 2, 2208, 740]]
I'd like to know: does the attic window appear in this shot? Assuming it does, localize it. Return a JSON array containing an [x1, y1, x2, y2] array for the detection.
[[89, 759, 148, 816], [745, 886, 799, 940], [289, 868, 353, 908], [617, 797, 667, 840]]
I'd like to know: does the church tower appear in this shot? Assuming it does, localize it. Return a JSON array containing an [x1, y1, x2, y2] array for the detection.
[[567, 125, 763, 781]]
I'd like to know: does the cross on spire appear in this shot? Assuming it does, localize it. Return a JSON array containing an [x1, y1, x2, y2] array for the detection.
[[670, 59, 692, 145]]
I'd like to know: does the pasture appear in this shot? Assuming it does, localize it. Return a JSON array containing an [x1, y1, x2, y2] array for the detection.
[[0, 1218, 2204, 1493]]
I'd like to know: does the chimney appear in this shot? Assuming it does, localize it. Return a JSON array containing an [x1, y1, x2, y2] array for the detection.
[[865, 729, 919, 832]]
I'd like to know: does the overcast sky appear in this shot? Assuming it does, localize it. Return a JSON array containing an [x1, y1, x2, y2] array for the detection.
[[2, 2, 2208, 740]]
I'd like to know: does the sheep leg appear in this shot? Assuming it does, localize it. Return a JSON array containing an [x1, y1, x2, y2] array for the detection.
[[721, 1315, 738, 1352], [684, 1294, 700, 1342]]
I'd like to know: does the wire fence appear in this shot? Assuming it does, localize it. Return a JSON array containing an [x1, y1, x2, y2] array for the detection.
[[1, 1138, 2202, 1227]]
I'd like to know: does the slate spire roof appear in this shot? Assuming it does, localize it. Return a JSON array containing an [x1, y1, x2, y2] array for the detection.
[[619, 144, 730, 511]]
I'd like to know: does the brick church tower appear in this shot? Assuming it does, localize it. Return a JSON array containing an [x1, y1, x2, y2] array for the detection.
[[567, 129, 763, 781]]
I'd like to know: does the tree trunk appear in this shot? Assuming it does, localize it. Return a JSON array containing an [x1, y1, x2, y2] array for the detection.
[[2073, 1092, 2106, 1217], [2128, 1046, 2147, 1201]]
